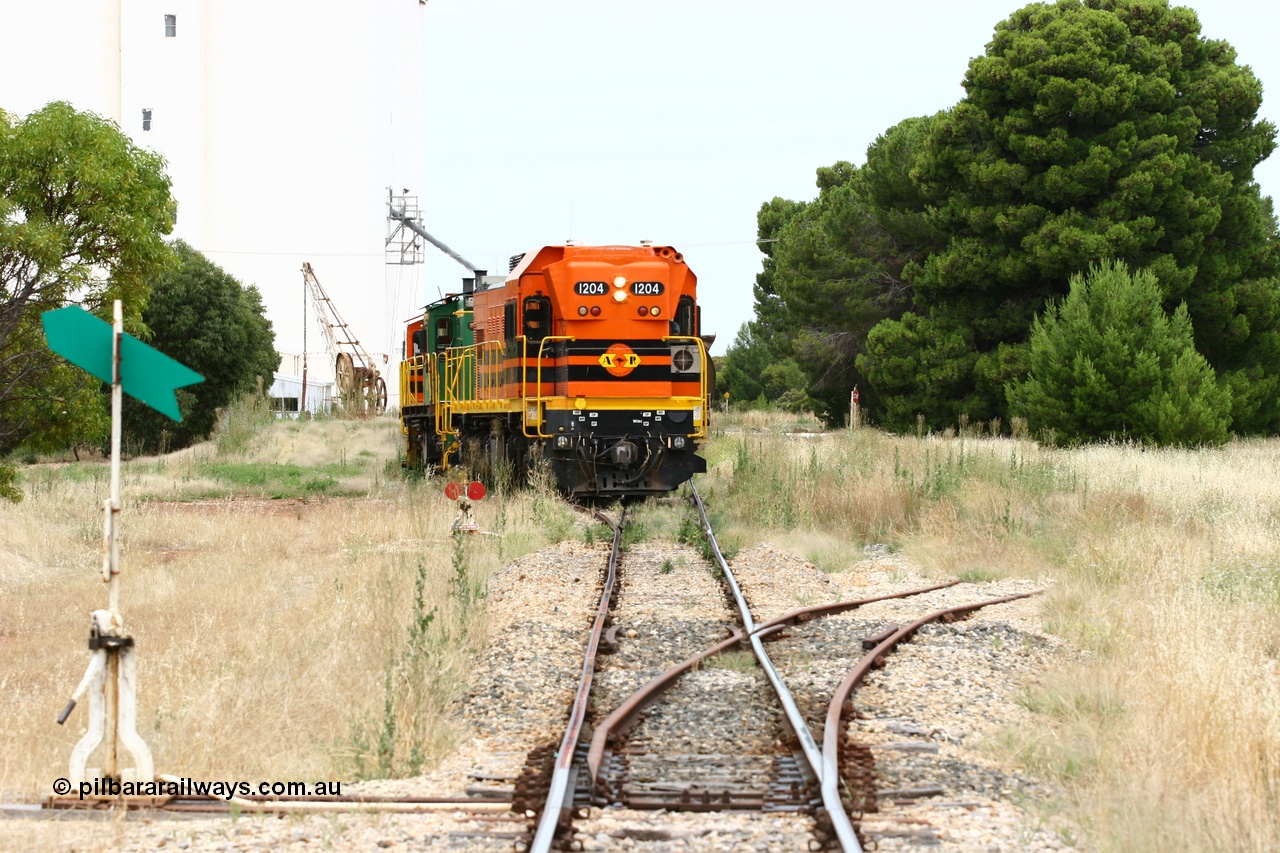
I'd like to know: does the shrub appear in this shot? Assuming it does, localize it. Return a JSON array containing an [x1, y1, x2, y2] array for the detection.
[[1006, 261, 1231, 447]]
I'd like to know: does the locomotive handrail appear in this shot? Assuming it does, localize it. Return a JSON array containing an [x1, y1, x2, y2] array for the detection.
[[515, 335, 529, 401], [526, 335, 575, 438], [472, 339, 505, 401], [661, 335, 710, 438], [397, 354, 426, 436], [396, 353, 433, 407]]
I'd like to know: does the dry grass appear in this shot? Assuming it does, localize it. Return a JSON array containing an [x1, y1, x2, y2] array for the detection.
[[0, 411, 568, 801], [703, 415, 1280, 852], [7, 403, 1280, 850]]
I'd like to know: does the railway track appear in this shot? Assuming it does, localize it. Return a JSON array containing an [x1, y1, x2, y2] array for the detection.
[[27, 488, 1054, 852], [520, 485, 1043, 852]]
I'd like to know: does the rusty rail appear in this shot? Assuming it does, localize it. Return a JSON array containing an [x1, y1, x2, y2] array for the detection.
[[819, 590, 1043, 840], [528, 508, 625, 853], [749, 580, 960, 636], [586, 627, 747, 784], [585, 579, 968, 789], [689, 482, 864, 853], [43, 793, 511, 815]]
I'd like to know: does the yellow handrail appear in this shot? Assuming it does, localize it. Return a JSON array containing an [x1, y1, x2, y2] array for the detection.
[[477, 339, 506, 400], [662, 335, 710, 438], [398, 355, 422, 435], [524, 335, 575, 438]]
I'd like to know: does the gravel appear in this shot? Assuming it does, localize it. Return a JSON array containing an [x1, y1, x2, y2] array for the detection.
[[729, 542, 1083, 852], [573, 542, 819, 850], [11, 534, 1086, 852]]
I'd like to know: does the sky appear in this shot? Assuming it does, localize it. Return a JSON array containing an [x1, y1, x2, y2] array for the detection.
[[417, 0, 1280, 355]]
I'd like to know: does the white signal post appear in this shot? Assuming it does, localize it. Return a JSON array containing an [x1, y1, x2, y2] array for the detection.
[[59, 300, 155, 789], [107, 300, 122, 612], [850, 386, 861, 430]]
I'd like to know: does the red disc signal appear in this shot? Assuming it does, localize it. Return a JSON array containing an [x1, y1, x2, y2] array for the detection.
[[444, 481, 462, 500], [467, 480, 487, 501]]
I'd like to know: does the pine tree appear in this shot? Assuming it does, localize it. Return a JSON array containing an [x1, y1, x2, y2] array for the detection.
[[1007, 260, 1230, 446]]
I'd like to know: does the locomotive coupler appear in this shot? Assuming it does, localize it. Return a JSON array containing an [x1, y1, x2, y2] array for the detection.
[[610, 440, 639, 468]]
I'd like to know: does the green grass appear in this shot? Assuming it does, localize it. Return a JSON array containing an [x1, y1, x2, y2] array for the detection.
[[955, 566, 1004, 583], [704, 649, 755, 672], [136, 461, 368, 501], [1200, 561, 1280, 606], [619, 517, 650, 552]]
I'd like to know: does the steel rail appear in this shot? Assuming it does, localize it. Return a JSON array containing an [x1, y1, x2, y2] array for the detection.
[[819, 590, 1043, 842], [528, 508, 626, 853], [586, 626, 746, 784], [748, 580, 961, 636], [688, 482, 863, 853], [585, 579, 965, 786], [43, 795, 512, 814]]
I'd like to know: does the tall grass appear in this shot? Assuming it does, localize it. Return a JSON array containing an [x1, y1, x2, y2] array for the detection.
[[0, 413, 570, 800], [701, 416, 1280, 851]]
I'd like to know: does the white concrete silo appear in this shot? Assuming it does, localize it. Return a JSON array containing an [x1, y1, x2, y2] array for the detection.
[[0, 0, 428, 393]]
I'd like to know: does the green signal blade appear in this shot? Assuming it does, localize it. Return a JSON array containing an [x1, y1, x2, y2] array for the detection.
[[118, 334, 205, 421], [41, 306, 205, 422], [41, 306, 115, 384]]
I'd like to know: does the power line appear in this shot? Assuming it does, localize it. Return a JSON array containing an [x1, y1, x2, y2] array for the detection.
[[201, 249, 383, 258]]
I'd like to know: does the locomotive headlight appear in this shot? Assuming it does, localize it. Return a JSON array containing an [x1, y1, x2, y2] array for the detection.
[[613, 276, 627, 288], [650, 306, 661, 317], [672, 435, 687, 450], [612, 290, 627, 303], [578, 306, 588, 316]]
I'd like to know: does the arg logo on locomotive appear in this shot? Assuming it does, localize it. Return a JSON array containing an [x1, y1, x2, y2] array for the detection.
[[599, 343, 641, 377]]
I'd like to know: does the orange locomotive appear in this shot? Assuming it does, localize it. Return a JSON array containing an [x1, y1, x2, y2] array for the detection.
[[399, 244, 712, 497]]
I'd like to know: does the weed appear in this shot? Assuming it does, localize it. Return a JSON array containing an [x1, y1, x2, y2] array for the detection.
[[0, 462, 21, 503], [620, 518, 649, 552], [677, 511, 702, 546], [214, 392, 276, 457], [956, 566, 1001, 583], [660, 558, 675, 574], [449, 535, 484, 612], [706, 649, 755, 672], [349, 559, 440, 780]]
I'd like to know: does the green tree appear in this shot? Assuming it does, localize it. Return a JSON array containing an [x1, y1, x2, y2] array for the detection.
[[1008, 260, 1230, 445], [765, 117, 940, 425], [0, 101, 175, 455], [861, 0, 1280, 433], [751, 196, 807, 351], [719, 322, 811, 410], [122, 242, 278, 453], [719, 323, 770, 404], [720, 197, 809, 409]]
